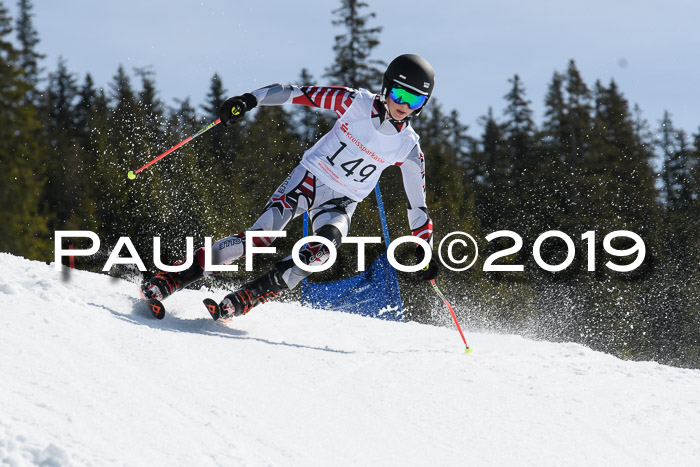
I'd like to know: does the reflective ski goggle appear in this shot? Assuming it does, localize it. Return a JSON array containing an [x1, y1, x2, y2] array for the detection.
[[389, 86, 428, 110]]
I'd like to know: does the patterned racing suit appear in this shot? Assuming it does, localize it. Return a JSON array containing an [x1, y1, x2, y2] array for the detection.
[[209, 84, 434, 290]]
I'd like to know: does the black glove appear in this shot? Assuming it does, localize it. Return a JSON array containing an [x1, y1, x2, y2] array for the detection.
[[218, 93, 257, 126], [415, 245, 439, 281]]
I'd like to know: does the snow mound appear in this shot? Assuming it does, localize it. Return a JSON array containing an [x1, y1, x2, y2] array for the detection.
[[0, 253, 698, 466]]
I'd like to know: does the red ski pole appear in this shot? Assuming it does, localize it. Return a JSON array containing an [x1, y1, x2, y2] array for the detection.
[[127, 118, 221, 180], [430, 279, 472, 353]]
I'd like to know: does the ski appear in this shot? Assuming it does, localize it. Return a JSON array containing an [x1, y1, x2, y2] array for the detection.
[[203, 298, 222, 321], [138, 284, 166, 319], [145, 297, 166, 320]]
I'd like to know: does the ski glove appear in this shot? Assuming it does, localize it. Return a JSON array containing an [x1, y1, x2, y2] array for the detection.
[[415, 245, 439, 281], [219, 93, 257, 126]]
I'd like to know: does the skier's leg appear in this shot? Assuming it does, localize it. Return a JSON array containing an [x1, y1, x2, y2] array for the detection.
[[208, 166, 316, 265], [276, 197, 356, 290], [220, 194, 357, 316], [141, 166, 315, 301], [140, 248, 208, 301]]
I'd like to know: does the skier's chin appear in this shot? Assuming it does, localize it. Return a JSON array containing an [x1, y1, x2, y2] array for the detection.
[[392, 110, 409, 120]]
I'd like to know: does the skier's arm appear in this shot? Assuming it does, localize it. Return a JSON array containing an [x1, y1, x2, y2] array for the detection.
[[399, 143, 439, 280], [220, 85, 356, 125], [251, 84, 356, 118], [398, 144, 433, 249]]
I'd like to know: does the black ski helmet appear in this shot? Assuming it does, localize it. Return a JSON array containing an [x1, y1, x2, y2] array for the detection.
[[381, 54, 435, 117]]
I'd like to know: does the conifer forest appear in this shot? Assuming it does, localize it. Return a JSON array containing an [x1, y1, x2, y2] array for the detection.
[[1, 1, 698, 367]]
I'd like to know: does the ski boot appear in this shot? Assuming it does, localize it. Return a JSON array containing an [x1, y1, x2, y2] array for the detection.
[[141, 271, 181, 301], [220, 268, 288, 318], [141, 253, 205, 301]]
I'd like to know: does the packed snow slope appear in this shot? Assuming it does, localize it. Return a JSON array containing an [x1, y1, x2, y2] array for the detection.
[[1, 253, 699, 467]]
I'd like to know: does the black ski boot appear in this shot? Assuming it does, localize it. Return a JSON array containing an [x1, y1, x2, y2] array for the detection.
[[220, 268, 288, 317], [141, 257, 205, 301]]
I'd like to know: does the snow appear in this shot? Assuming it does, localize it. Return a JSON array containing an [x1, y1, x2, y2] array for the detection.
[[0, 252, 699, 466]]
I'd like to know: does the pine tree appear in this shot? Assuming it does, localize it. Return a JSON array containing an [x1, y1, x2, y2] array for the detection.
[[0, 1, 49, 258], [201, 72, 238, 168], [692, 129, 700, 207], [75, 74, 96, 141], [473, 107, 508, 232], [503, 75, 536, 137], [659, 112, 677, 204], [661, 115, 693, 212], [324, 0, 384, 90], [649, 115, 699, 364], [689, 129, 700, 307], [14, 0, 42, 104], [658, 113, 696, 272], [153, 98, 216, 263], [501, 75, 540, 243], [77, 76, 110, 173], [95, 65, 142, 247], [65, 72, 101, 235], [539, 61, 596, 235], [535, 63, 597, 341], [134, 67, 165, 146], [200, 72, 240, 196], [563, 60, 595, 230], [448, 109, 476, 181], [589, 80, 657, 234], [564, 61, 594, 160], [74, 73, 111, 230], [40, 57, 81, 231], [201, 72, 227, 118], [659, 115, 696, 272]]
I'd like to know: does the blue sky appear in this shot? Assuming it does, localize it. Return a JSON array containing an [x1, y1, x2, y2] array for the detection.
[[7, 0, 699, 137]]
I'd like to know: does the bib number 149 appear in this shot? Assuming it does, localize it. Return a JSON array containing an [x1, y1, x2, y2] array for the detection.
[[326, 142, 377, 183]]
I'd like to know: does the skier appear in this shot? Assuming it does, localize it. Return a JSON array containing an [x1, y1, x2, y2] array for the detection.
[[141, 54, 439, 318]]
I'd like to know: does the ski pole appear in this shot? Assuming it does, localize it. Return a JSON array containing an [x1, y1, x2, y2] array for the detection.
[[127, 118, 221, 180], [430, 279, 472, 353]]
